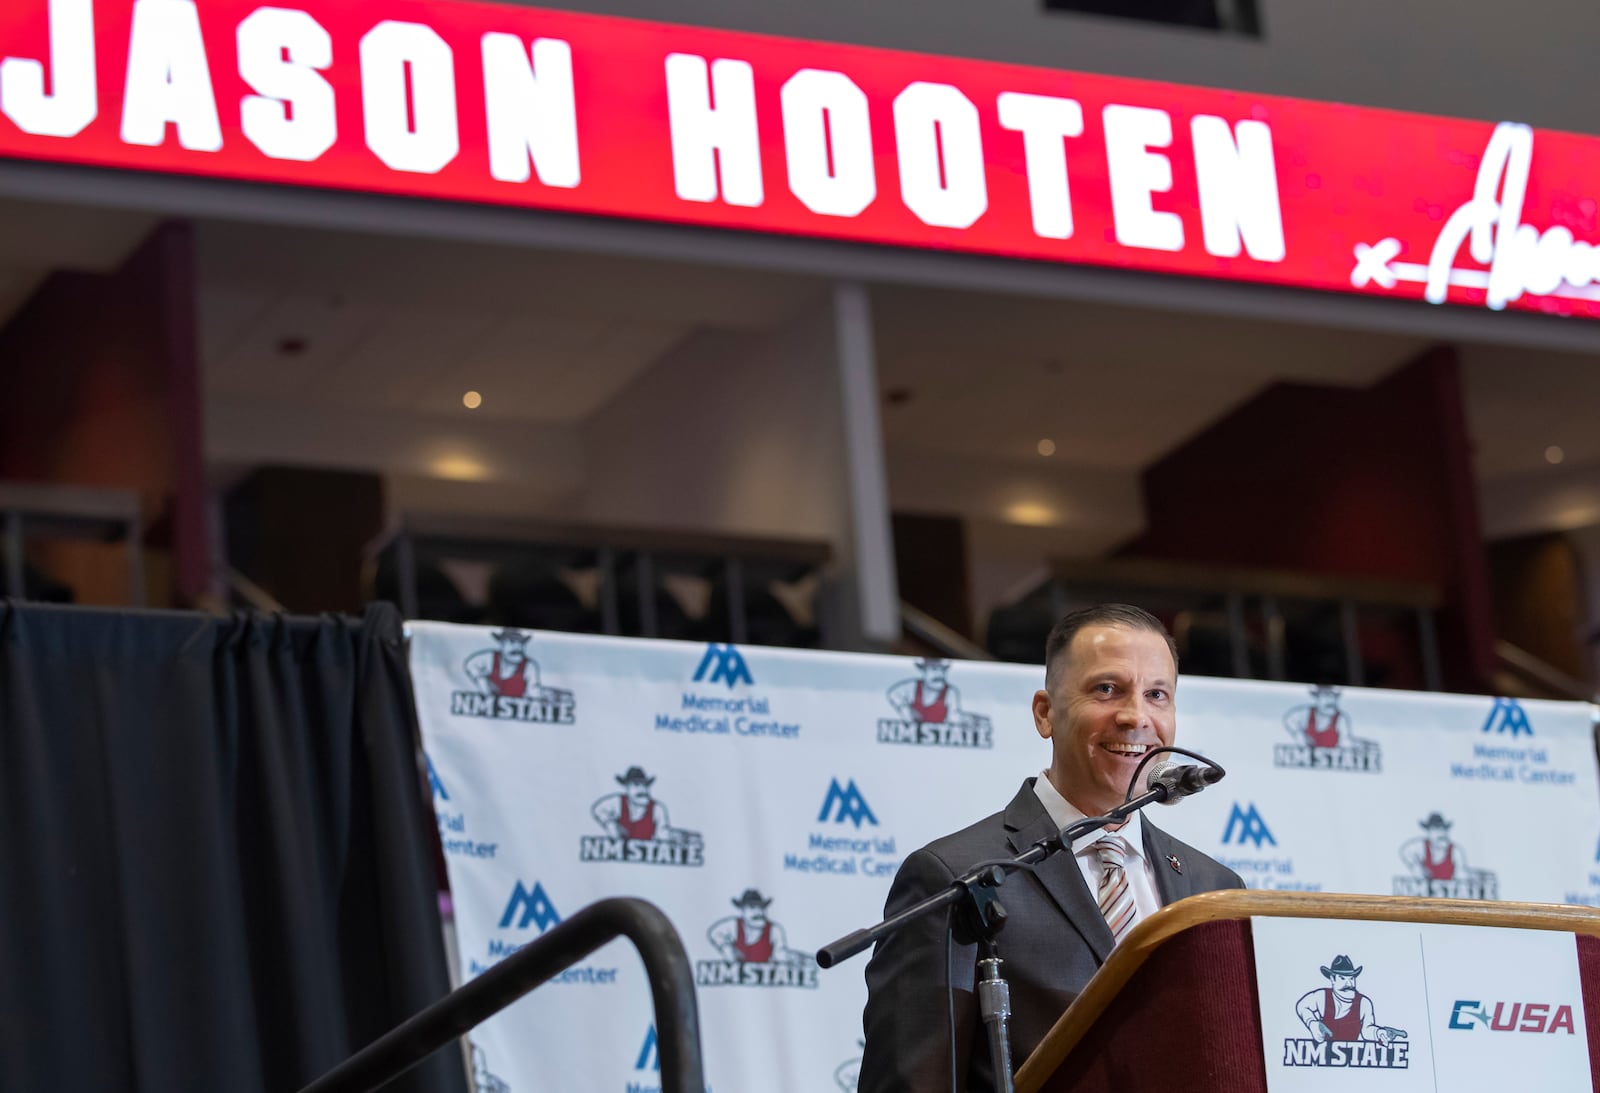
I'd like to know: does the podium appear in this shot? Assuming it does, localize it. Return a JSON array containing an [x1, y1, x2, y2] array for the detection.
[[1014, 890, 1600, 1093]]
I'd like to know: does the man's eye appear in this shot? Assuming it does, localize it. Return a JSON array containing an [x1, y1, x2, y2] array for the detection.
[[1095, 683, 1114, 694], [1148, 690, 1168, 701]]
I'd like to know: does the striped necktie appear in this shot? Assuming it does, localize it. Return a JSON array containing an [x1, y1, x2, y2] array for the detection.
[[1094, 834, 1137, 944]]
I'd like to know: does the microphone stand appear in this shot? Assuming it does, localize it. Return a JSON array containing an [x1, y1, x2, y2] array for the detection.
[[816, 746, 1223, 1093]]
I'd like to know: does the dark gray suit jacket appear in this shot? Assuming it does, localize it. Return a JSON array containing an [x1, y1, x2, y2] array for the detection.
[[858, 779, 1244, 1093]]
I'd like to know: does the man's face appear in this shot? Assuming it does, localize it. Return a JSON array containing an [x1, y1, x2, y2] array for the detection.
[[498, 638, 527, 663], [1032, 625, 1177, 815], [1426, 826, 1451, 851], [1315, 690, 1339, 716], [740, 903, 768, 927], [626, 781, 652, 807], [1330, 972, 1358, 1001], [920, 662, 949, 687]]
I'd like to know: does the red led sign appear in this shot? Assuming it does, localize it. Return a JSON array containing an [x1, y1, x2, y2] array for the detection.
[[2, 0, 1597, 317]]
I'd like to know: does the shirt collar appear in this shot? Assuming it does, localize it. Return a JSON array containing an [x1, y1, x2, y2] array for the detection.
[[1032, 771, 1146, 860]]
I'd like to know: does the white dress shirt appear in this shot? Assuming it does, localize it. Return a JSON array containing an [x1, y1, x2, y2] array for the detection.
[[1032, 771, 1162, 933]]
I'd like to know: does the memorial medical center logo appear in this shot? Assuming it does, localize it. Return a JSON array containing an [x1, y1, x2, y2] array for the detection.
[[1273, 685, 1381, 772], [783, 778, 901, 880], [1352, 121, 1600, 313], [1282, 955, 1410, 1069], [579, 766, 705, 866], [875, 657, 993, 749], [1452, 697, 1577, 788], [1216, 803, 1318, 892], [1392, 813, 1500, 900], [429, 754, 500, 861], [450, 629, 576, 724], [695, 888, 818, 989], [473, 880, 618, 985], [654, 644, 802, 740]]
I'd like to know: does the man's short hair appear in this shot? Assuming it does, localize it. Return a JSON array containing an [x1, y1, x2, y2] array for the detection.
[[1044, 604, 1178, 686]]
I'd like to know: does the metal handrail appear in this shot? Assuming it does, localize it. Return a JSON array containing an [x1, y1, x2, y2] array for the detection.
[[296, 898, 704, 1093]]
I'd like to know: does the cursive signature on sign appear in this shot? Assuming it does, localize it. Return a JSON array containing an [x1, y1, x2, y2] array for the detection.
[[1353, 122, 1600, 310]]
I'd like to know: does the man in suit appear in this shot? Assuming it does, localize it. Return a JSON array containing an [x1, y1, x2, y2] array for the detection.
[[858, 604, 1243, 1093]]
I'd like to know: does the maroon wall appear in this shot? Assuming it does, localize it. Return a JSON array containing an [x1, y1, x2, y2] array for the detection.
[[0, 223, 208, 605], [1123, 347, 1495, 690]]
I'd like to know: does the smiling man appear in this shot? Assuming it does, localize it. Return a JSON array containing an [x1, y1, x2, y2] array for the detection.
[[858, 604, 1243, 1093]]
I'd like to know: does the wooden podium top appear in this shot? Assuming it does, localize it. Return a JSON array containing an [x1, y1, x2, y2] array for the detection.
[[1015, 890, 1600, 1093]]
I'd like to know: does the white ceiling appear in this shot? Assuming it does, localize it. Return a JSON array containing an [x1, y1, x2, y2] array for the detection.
[[196, 222, 826, 422], [871, 285, 1435, 470]]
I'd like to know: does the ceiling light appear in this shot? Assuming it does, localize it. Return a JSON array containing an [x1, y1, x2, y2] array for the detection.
[[1037, 438, 1056, 457], [1546, 445, 1565, 465], [1004, 501, 1058, 527], [462, 390, 483, 409]]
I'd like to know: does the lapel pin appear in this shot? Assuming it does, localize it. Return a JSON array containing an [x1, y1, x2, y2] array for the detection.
[[1166, 854, 1183, 874]]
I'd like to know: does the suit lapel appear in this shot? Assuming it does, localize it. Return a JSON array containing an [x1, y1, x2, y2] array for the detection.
[[1004, 781, 1115, 964], [1142, 820, 1193, 906]]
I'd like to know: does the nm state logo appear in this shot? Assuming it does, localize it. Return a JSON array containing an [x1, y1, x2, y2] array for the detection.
[[875, 657, 993, 749], [450, 628, 576, 724], [1392, 812, 1500, 899], [579, 766, 705, 867], [695, 888, 818, 989], [1282, 954, 1410, 1069], [469, 1042, 510, 1093], [1274, 685, 1381, 773], [694, 643, 753, 687]]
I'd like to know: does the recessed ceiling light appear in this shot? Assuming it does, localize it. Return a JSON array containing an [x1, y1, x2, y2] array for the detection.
[[1546, 445, 1565, 465], [463, 390, 483, 409], [1037, 438, 1056, 457]]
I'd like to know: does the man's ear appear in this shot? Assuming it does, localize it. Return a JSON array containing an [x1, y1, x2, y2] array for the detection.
[[1032, 689, 1053, 741]]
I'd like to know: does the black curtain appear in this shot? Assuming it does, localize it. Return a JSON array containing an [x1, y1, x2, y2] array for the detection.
[[0, 602, 467, 1093]]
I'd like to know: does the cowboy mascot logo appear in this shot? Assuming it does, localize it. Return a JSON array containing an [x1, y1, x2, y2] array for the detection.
[[452, 628, 576, 724], [579, 767, 705, 866], [876, 657, 993, 749], [1274, 684, 1381, 772], [696, 889, 818, 989], [1395, 812, 1500, 899], [1283, 955, 1410, 1069]]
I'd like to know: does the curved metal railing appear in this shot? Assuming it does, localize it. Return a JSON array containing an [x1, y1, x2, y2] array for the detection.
[[297, 897, 703, 1093]]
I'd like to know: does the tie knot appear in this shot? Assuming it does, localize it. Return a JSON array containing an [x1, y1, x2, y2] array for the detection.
[[1095, 834, 1129, 868]]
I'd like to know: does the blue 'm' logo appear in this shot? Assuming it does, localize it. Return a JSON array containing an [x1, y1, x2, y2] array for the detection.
[[1222, 803, 1276, 847], [693, 643, 754, 688], [500, 881, 562, 932], [635, 1025, 659, 1071], [818, 778, 879, 827], [1481, 697, 1533, 737], [425, 754, 448, 801]]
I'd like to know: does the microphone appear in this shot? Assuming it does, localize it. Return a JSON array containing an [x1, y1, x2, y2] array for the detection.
[[1145, 760, 1224, 804]]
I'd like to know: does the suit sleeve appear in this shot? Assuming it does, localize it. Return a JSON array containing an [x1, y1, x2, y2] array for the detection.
[[857, 847, 979, 1093]]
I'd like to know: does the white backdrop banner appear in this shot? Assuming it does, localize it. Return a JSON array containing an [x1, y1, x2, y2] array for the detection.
[[406, 623, 1600, 1093]]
